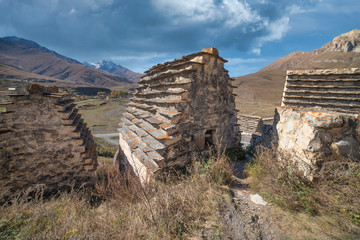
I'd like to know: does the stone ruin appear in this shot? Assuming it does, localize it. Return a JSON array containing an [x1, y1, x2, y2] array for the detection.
[[237, 114, 263, 148], [274, 68, 360, 178], [0, 84, 97, 199], [114, 48, 240, 183]]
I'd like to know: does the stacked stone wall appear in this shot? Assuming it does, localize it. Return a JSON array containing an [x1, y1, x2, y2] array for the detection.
[[237, 114, 263, 148], [282, 68, 360, 113], [0, 86, 97, 199], [115, 48, 240, 182], [274, 68, 360, 179], [237, 114, 263, 134]]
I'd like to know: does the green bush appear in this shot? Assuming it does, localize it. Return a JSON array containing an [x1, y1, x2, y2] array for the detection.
[[94, 137, 117, 158], [96, 147, 115, 158], [225, 147, 246, 161]]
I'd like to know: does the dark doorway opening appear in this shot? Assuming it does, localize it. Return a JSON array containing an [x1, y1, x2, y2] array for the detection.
[[205, 129, 214, 149]]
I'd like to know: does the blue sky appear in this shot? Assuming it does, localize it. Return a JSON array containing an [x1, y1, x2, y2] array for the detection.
[[0, 0, 359, 76]]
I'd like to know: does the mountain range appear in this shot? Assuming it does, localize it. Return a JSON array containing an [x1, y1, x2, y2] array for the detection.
[[233, 29, 360, 117], [84, 60, 142, 82], [0, 37, 138, 88], [1, 29, 359, 113]]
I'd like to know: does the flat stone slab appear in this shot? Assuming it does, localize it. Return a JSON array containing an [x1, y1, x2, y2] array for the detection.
[[250, 194, 268, 206]]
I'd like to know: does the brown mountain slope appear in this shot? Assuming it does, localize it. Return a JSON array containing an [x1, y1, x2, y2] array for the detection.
[[261, 49, 360, 72], [0, 38, 133, 88], [110, 67, 143, 82], [233, 29, 360, 117], [0, 63, 63, 83]]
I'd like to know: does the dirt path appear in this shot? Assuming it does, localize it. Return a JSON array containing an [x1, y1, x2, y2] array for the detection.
[[218, 158, 286, 240]]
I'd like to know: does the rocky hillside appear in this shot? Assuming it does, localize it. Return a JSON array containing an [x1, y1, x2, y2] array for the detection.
[[233, 29, 360, 117], [0, 37, 133, 88], [84, 60, 142, 82], [316, 29, 360, 53], [261, 29, 360, 71]]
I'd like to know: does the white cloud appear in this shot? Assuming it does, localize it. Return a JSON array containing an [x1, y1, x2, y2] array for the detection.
[[222, 0, 260, 28], [250, 16, 289, 54], [151, 0, 260, 27], [259, 17, 290, 43], [150, 0, 299, 55], [250, 48, 261, 55], [287, 5, 309, 14], [69, 8, 77, 15], [151, 0, 215, 23], [77, 0, 113, 11]]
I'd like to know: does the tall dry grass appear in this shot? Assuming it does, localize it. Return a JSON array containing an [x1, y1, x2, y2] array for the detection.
[[246, 147, 360, 238], [0, 154, 233, 240]]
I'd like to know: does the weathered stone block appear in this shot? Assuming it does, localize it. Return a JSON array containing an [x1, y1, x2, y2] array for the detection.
[[332, 137, 360, 159]]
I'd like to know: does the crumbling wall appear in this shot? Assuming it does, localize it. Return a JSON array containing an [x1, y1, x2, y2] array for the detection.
[[115, 48, 240, 182], [274, 68, 360, 178], [0, 85, 97, 199]]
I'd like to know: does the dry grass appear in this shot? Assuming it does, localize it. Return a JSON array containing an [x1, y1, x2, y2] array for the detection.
[[76, 98, 129, 134], [94, 137, 117, 158], [246, 147, 360, 239], [235, 100, 279, 118], [0, 154, 233, 240]]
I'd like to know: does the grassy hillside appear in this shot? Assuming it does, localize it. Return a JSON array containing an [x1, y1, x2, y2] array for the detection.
[[233, 70, 286, 117]]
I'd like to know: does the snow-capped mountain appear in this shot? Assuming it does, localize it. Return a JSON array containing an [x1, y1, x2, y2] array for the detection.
[[0, 36, 132, 87], [84, 60, 142, 82]]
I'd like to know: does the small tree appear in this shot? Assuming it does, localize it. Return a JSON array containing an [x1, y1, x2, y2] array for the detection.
[[97, 91, 106, 99], [23, 81, 31, 93]]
